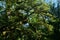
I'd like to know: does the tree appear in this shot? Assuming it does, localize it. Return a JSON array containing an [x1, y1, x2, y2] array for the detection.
[[0, 0, 57, 40]]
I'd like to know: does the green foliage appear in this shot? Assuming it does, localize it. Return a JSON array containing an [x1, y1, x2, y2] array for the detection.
[[0, 0, 59, 40]]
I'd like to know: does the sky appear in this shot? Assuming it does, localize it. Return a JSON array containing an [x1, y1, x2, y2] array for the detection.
[[45, 0, 58, 7], [0, 1, 6, 12], [45, 0, 57, 3], [0, 1, 6, 8]]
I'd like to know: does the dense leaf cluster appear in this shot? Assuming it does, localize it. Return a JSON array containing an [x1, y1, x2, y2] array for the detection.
[[0, 0, 60, 40]]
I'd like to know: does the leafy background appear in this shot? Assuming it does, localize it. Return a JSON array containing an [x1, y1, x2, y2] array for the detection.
[[0, 0, 60, 40]]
